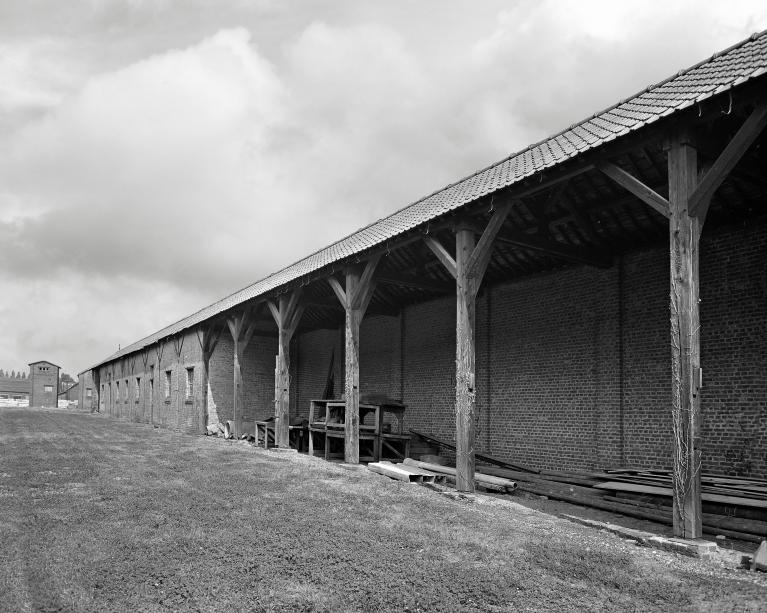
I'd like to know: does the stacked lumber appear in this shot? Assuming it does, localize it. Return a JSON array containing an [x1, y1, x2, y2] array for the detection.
[[404, 430, 766, 542], [476, 465, 767, 543], [367, 461, 446, 484], [404, 458, 517, 493]]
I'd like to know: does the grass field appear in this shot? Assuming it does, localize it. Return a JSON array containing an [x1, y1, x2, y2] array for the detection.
[[1, 408, 765, 612]]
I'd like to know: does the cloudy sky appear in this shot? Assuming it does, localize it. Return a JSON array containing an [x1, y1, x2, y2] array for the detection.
[[1, 0, 766, 377]]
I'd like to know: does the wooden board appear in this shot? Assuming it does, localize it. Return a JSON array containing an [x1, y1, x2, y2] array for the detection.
[[594, 482, 767, 509]]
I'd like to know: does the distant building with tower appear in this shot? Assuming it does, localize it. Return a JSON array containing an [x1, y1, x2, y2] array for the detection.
[[28, 361, 60, 408]]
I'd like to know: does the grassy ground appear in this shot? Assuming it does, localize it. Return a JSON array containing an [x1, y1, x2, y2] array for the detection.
[[1, 408, 765, 612]]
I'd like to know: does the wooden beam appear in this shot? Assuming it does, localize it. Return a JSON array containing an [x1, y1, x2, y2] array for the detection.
[[226, 305, 255, 438], [597, 162, 671, 219], [689, 102, 767, 221], [327, 277, 347, 309], [272, 290, 303, 448], [267, 300, 280, 327], [376, 271, 453, 293], [196, 324, 221, 433], [152, 340, 165, 427], [668, 132, 702, 540], [467, 202, 512, 282], [350, 254, 381, 310], [455, 227, 477, 492], [423, 236, 458, 279], [344, 267, 362, 463], [494, 231, 612, 268]]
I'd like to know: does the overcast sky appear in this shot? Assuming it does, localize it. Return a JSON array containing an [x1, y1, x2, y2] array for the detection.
[[1, 1, 766, 376]]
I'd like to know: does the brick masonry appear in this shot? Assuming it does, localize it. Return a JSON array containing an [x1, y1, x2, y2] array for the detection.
[[77, 370, 95, 411], [29, 361, 59, 408], [88, 217, 767, 478]]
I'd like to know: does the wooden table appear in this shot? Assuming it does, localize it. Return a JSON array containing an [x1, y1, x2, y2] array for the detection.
[[308, 399, 409, 461], [376, 403, 410, 460], [256, 420, 307, 451]]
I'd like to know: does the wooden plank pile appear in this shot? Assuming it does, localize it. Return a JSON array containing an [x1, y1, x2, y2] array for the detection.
[[476, 465, 767, 543], [367, 461, 446, 484], [367, 459, 517, 493], [406, 430, 766, 542]]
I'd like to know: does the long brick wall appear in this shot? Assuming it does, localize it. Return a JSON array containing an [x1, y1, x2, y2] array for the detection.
[[318, 216, 764, 478], [89, 216, 766, 478]]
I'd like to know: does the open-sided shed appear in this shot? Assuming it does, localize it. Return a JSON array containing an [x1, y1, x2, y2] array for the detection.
[[80, 32, 767, 539]]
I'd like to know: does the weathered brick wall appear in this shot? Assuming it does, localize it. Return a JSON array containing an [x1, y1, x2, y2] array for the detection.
[[360, 315, 402, 401], [295, 328, 342, 418], [90, 217, 766, 477], [95, 329, 205, 434], [698, 221, 767, 477], [29, 362, 59, 408], [207, 332, 277, 425], [287, 217, 765, 478], [620, 248, 672, 470]]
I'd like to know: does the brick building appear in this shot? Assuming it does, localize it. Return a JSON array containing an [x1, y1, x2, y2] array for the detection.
[[0, 370, 30, 406], [28, 361, 60, 408], [80, 33, 767, 539]]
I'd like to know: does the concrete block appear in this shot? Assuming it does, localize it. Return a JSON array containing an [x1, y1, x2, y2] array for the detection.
[[753, 540, 767, 572]]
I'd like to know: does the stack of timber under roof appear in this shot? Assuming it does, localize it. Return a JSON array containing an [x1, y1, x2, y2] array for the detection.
[[476, 465, 767, 543], [89, 30, 767, 369]]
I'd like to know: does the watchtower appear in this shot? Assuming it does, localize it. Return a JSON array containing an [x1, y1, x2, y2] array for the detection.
[[28, 361, 60, 408]]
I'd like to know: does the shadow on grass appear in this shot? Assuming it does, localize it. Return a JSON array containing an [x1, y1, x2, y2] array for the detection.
[[524, 538, 692, 609]]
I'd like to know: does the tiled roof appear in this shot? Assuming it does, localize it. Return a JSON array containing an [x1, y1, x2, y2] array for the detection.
[[91, 30, 767, 370], [0, 378, 30, 395]]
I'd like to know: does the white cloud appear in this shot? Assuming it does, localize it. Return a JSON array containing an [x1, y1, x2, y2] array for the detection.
[[1, 1, 767, 374], [0, 270, 210, 374]]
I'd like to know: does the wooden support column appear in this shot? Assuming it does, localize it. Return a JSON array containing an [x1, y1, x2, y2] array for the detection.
[[328, 255, 380, 463], [455, 226, 478, 492], [425, 202, 510, 492], [140, 350, 150, 421], [227, 306, 256, 438], [667, 132, 702, 539], [153, 341, 166, 426], [268, 291, 304, 448], [196, 324, 221, 434], [172, 335, 184, 429]]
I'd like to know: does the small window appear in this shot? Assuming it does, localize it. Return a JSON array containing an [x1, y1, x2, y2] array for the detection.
[[44, 384, 53, 393], [185, 368, 194, 399], [164, 370, 172, 398], [86, 388, 92, 398]]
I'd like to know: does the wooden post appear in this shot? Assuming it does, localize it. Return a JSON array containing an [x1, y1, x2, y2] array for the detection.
[[196, 325, 221, 434], [227, 307, 256, 438], [172, 335, 184, 430], [424, 202, 510, 492], [153, 341, 166, 426], [268, 291, 304, 448], [668, 132, 702, 539], [345, 267, 362, 463], [140, 350, 149, 422], [665, 107, 766, 536], [455, 226, 477, 492], [328, 255, 380, 463]]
